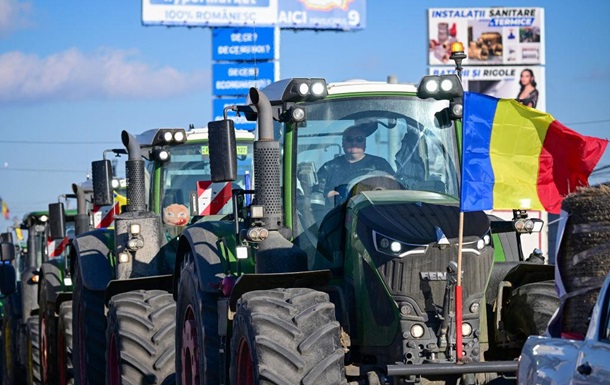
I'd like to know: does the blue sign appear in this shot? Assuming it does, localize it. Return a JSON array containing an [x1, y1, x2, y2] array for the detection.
[[213, 98, 256, 131], [212, 61, 275, 96], [212, 27, 276, 61]]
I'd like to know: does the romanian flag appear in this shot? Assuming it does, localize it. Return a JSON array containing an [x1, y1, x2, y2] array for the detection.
[[0, 198, 8, 219], [460, 92, 608, 214]]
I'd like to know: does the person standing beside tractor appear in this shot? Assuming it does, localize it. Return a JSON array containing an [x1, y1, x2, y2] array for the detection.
[[516, 68, 539, 108], [315, 123, 394, 200]]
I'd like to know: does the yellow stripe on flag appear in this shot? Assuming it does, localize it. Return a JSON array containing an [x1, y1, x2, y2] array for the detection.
[[490, 99, 554, 210]]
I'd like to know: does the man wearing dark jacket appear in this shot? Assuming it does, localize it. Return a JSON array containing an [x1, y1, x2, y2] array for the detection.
[[315, 123, 394, 199]]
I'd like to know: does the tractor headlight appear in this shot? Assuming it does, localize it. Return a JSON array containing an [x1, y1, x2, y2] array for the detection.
[[411, 324, 425, 338], [514, 218, 544, 233], [151, 148, 171, 163], [297, 82, 309, 97], [483, 234, 491, 245], [462, 322, 473, 337], [424, 78, 439, 94], [417, 74, 462, 100], [261, 78, 328, 103], [310, 81, 326, 97], [373, 231, 426, 258], [152, 128, 187, 145], [287, 106, 306, 123], [173, 130, 185, 143], [440, 78, 454, 92]]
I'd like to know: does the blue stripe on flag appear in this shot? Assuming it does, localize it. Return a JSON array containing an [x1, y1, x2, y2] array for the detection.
[[460, 92, 497, 212]]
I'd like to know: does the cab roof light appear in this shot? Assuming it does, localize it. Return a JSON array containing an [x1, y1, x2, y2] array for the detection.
[[261, 78, 328, 104], [417, 74, 463, 101], [133, 128, 187, 147]]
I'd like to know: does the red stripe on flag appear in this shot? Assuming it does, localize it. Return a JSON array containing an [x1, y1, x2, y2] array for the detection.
[[538, 120, 608, 213]]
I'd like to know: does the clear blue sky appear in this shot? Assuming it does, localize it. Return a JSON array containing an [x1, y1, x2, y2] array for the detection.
[[1, 0, 609, 230]]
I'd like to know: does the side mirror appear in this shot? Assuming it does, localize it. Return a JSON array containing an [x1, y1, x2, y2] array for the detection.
[[49, 202, 66, 240], [208, 119, 237, 182], [92, 159, 114, 206], [0, 263, 16, 295], [0, 242, 15, 262]]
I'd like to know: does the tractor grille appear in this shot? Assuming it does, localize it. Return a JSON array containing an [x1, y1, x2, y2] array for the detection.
[[376, 246, 493, 312]]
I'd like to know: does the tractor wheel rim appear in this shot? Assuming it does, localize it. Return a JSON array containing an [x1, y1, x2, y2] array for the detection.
[[181, 306, 198, 385], [41, 316, 48, 384], [108, 333, 120, 385], [236, 338, 253, 385]]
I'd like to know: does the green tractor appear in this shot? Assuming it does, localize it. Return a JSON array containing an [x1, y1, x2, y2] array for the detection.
[[0, 211, 55, 385], [171, 75, 557, 384], [0, 229, 20, 384], [39, 182, 104, 385], [73, 127, 255, 385]]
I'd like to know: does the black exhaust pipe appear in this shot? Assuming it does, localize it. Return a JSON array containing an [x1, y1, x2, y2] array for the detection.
[[71, 183, 91, 235], [121, 131, 146, 213], [249, 87, 282, 231]]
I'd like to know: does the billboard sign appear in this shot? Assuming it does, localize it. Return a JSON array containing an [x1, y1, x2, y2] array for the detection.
[[277, 0, 365, 30], [213, 98, 256, 131], [428, 8, 545, 66], [429, 66, 546, 111], [142, 0, 278, 27], [212, 27, 276, 61], [212, 61, 276, 96], [142, 0, 365, 30]]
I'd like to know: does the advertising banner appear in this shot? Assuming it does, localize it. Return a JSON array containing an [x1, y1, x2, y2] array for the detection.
[[277, 0, 365, 30], [143, 0, 365, 30], [142, 0, 278, 27], [212, 27, 276, 61], [429, 66, 546, 111], [212, 61, 276, 96], [213, 97, 256, 131], [428, 8, 544, 66]]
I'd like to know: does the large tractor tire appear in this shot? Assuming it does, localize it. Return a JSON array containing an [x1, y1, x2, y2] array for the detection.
[[26, 316, 41, 385], [229, 288, 346, 385], [502, 280, 559, 350], [105, 290, 176, 385], [175, 251, 220, 385], [72, 261, 106, 385], [2, 306, 24, 385], [58, 301, 74, 385], [39, 261, 62, 385]]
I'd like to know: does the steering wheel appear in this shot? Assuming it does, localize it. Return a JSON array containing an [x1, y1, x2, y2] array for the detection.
[[335, 171, 405, 205]]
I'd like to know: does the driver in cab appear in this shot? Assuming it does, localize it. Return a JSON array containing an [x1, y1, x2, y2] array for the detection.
[[315, 123, 394, 200]]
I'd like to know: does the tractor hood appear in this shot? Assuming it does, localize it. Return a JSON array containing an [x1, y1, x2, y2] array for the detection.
[[350, 190, 490, 245]]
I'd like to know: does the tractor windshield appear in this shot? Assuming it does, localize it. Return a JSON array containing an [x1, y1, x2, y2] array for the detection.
[[156, 140, 254, 231], [295, 95, 460, 225]]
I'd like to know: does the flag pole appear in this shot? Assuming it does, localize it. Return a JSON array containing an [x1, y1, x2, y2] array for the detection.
[[456, 211, 464, 361], [449, 42, 467, 363]]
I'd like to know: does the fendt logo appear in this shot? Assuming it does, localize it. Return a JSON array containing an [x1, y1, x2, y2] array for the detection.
[[420, 271, 447, 281]]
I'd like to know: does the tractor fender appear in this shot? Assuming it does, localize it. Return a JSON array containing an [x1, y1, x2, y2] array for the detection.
[[173, 221, 236, 296], [38, 258, 65, 305], [72, 229, 114, 291], [487, 262, 555, 304], [104, 274, 173, 305]]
